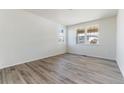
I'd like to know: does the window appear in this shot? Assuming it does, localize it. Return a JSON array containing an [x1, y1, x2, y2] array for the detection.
[[58, 29, 64, 43], [76, 29, 85, 44], [86, 25, 99, 44], [76, 24, 99, 45]]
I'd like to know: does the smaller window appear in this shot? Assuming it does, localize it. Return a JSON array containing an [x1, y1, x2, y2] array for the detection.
[[58, 29, 64, 43], [76, 29, 85, 44]]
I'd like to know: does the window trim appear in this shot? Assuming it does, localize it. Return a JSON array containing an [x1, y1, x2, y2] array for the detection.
[[76, 24, 99, 45]]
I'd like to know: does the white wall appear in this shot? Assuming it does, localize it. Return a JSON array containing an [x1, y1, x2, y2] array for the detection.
[[117, 10, 124, 77], [0, 10, 66, 69], [67, 16, 116, 60]]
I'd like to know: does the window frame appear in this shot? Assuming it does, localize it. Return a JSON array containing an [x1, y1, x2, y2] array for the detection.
[[76, 28, 86, 44], [76, 24, 99, 45], [58, 29, 65, 43]]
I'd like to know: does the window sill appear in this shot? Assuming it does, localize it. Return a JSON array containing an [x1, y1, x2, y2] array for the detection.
[[76, 43, 100, 46]]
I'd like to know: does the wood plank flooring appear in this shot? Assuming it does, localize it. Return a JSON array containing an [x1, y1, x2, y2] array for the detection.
[[0, 53, 124, 84]]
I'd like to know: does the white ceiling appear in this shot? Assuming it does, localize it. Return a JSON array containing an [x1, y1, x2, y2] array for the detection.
[[26, 9, 118, 26]]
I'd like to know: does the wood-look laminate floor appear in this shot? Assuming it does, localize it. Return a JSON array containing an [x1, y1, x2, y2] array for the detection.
[[0, 53, 124, 84]]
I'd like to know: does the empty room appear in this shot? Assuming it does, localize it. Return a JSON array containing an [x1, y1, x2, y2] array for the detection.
[[0, 9, 124, 84]]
